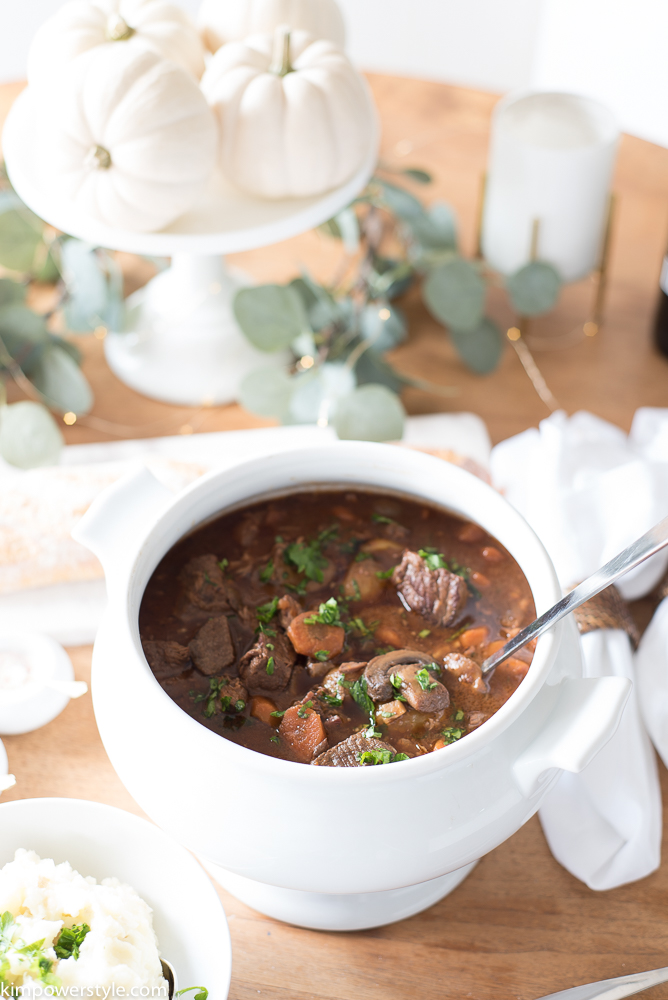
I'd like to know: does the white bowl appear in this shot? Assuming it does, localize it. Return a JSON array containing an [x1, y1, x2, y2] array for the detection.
[[73, 442, 630, 930], [0, 798, 231, 998]]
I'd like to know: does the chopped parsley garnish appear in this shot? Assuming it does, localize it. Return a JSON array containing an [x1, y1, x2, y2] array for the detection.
[[441, 727, 464, 744], [449, 622, 471, 640], [297, 700, 314, 719], [266, 656, 275, 675], [270, 735, 280, 744], [351, 617, 378, 638], [54, 923, 90, 961], [354, 551, 373, 562], [270, 709, 286, 718], [454, 708, 465, 721], [304, 597, 343, 627], [284, 525, 338, 583], [260, 560, 274, 583], [175, 988, 209, 1000], [364, 723, 383, 738], [346, 676, 375, 716], [428, 661, 441, 673], [375, 567, 395, 580], [234, 700, 245, 712], [418, 548, 449, 571], [371, 513, 395, 525], [322, 693, 343, 707], [195, 677, 228, 718], [220, 696, 232, 711], [218, 558, 229, 572], [389, 672, 402, 691], [358, 749, 410, 765], [416, 668, 438, 691], [419, 629, 431, 638], [314, 650, 331, 661], [257, 597, 279, 625], [351, 580, 362, 601], [203, 571, 214, 584]]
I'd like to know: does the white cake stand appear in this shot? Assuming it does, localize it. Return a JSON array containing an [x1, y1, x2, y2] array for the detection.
[[3, 88, 378, 406]]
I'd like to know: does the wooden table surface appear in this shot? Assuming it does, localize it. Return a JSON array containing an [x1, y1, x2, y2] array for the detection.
[[3, 75, 668, 1000]]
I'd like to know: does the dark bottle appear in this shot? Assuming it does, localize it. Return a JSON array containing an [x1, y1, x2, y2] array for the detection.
[[654, 255, 668, 357]]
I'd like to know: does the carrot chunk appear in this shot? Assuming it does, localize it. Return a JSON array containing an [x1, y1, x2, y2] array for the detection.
[[458, 626, 488, 648], [250, 696, 278, 726], [471, 571, 490, 588], [278, 705, 328, 762], [287, 612, 345, 658], [482, 546, 503, 562]]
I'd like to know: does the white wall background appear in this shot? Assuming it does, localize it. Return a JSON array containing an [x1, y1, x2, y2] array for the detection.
[[1, 0, 667, 147]]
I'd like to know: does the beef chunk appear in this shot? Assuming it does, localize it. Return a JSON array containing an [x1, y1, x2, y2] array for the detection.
[[277, 593, 301, 630], [189, 615, 235, 676], [218, 675, 248, 709], [392, 550, 468, 626], [442, 653, 489, 694], [239, 630, 296, 691], [176, 554, 236, 620], [142, 640, 190, 680], [312, 731, 396, 767]]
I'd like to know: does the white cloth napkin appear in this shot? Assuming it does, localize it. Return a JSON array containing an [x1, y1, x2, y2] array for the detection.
[[492, 408, 665, 891]]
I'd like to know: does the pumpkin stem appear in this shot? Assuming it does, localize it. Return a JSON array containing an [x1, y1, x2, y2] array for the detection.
[[269, 25, 293, 77], [106, 13, 135, 42], [85, 145, 113, 171]]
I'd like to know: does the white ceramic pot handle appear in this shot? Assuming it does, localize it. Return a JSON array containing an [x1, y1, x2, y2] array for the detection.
[[513, 676, 631, 797], [72, 466, 172, 569]]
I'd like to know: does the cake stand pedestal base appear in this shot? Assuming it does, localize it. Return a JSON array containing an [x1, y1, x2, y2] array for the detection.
[[200, 858, 478, 931], [104, 254, 273, 407]]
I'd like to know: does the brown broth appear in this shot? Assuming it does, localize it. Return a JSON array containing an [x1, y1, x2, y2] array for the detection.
[[139, 489, 536, 764]]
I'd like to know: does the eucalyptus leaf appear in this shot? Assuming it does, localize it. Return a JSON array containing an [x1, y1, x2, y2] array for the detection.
[[0, 201, 43, 273], [290, 277, 339, 332], [402, 168, 432, 185], [34, 247, 61, 284], [289, 363, 355, 425], [375, 180, 424, 221], [28, 344, 94, 415], [353, 349, 404, 392], [409, 202, 457, 250], [423, 258, 485, 331], [48, 334, 82, 366], [359, 302, 407, 353], [450, 317, 504, 374], [0, 305, 48, 374], [0, 400, 63, 468], [506, 261, 561, 316], [239, 366, 294, 419], [334, 207, 360, 253], [0, 278, 26, 309], [60, 240, 110, 332], [333, 384, 405, 442], [318, 217, 342, 240], [234, 285, 310, 352]]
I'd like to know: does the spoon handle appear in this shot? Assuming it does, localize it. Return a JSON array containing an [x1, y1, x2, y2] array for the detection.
[[481, 513, 668, 676], [537, 966, 668, 1000]]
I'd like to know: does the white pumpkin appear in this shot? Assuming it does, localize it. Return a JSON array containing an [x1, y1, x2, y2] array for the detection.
[[200, 29, 374, 199], [27, 0, 205, 88], [44, 45, 217, 232], [197, 0, 345, 53]]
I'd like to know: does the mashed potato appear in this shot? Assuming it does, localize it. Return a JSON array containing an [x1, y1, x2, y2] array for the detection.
[[0, 849, 168, 994]]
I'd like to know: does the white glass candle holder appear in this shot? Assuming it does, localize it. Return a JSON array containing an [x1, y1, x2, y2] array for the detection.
[[0, 632, 87, 735], [481, 91, 619, 282]]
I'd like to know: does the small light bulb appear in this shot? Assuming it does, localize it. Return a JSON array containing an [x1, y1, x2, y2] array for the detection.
[[93, 326, 107, 340], [300, 355, 315, 370], [63, 412, 77, 425], [379, 308, 391, 321], [507, 327, 521, 342], [583, 322, 598, 337]]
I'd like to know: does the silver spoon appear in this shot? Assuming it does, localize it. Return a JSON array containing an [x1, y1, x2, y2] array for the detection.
[[536, 965, 668, 1000], [481, 513, 668, 678]]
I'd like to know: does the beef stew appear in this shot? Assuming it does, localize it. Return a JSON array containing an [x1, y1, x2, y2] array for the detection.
[[139, 489, 536, 766]]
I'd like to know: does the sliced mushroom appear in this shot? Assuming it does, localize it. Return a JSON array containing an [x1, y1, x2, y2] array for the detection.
[[363, 649, 436, 703], [442, 653, 490, 694], [395, 662, 449, 712]]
